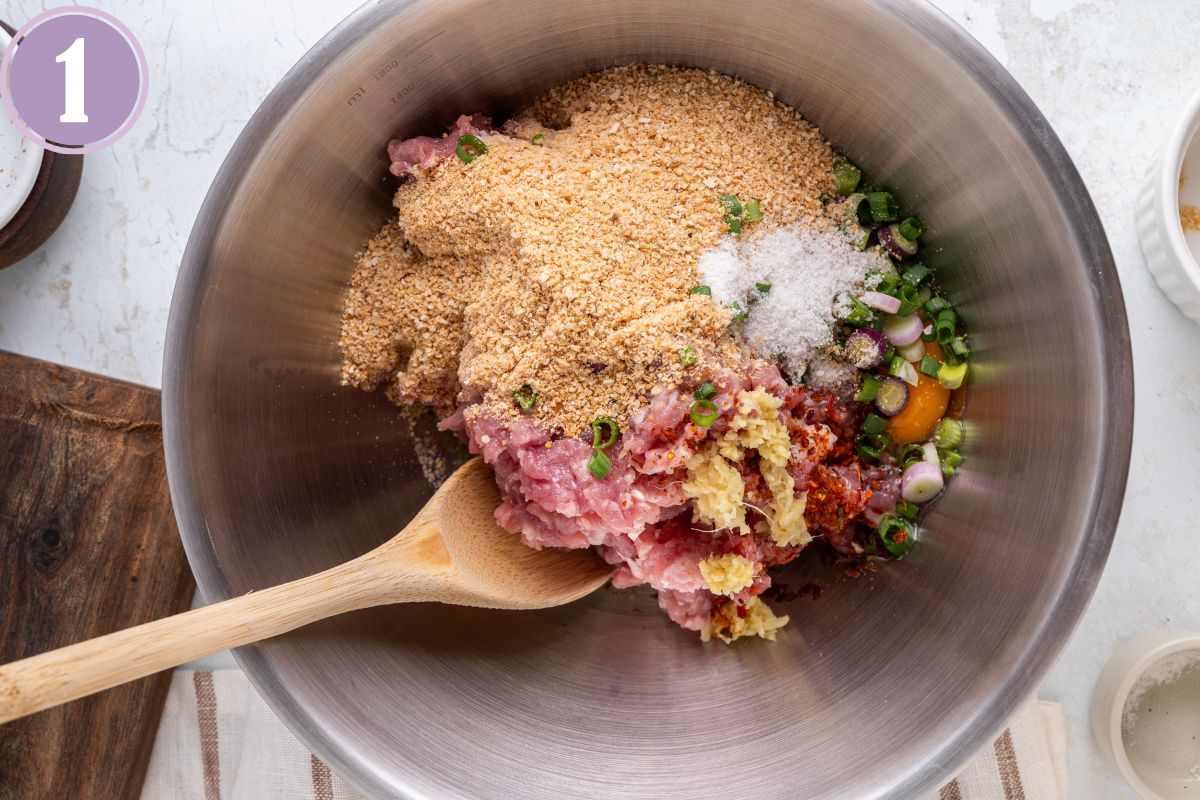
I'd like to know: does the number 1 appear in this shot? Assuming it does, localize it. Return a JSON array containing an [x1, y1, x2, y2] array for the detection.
[[55, 37, 88, 123]]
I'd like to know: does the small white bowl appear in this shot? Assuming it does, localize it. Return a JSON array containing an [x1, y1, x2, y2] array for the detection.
[[1092, 631, 1200, 799], [1138, 88, 1200, 322], [0, 25, 44, 231]]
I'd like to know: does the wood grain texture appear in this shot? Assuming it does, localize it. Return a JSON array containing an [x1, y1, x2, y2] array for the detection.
[[0, 457, 613, 725], [0, 350, 193, 800]]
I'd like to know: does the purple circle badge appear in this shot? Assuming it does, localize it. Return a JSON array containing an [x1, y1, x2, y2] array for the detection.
[[1, 7, 148, 154]]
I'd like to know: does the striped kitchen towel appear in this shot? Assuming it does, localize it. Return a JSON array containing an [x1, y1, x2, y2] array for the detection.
[[141, 670, 1068, 800]]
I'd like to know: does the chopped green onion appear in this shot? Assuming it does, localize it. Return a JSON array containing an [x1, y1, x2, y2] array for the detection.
[[842, 298, 875, 327], [867, 191, 899, 223], [717, 194, 743, 217], [950, 337, 971, 358], [588, 448, 612, 479], [898, 216, 924, 240], [845, 193, 872, 226], [531, 133, 545, 144], [729, 301, 748, 323], [918, 355, 942, 378], [932, 418, 964, 450], [743, 200, 763, 222], [897, 283, 922, 316], [679, 345, 698, 367], [689, 285, 712, 296], [512, 383, 537, 411], [819, 191, 832, 206], [455, 134, 488, 164], [857, 442, 883, 462], [898, 442, 926, 468], [755, 281, 772, 293], [937, 361, 968, 390], [878, 515, 916, 557], [591, 417, 620, 450], [833, 156, 863, 196], [870, 270, 900, 296], [856, 430, 890, 462], [924, 296, 951, 315], [902, 264, 931, 286], [855, 375, 882, 402], [939, 449, 963, 477], [935, 309, 957, 345], [921, 325, 937, 343], [888, 355, 907, 377], [896, 500, 920, 520], [855, 228, 871, 251], [690, 399, 719, 427], [883, 344, 896, 363], [726, 216, 742, 234], [694, 382, 717, 400], [861, 412, 889, 436]]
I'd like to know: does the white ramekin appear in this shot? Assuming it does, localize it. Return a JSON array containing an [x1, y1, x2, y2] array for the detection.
[[1137, 89, 1200, 322], [0, 26, 45, 231], [1091, 630, 1200, 799]]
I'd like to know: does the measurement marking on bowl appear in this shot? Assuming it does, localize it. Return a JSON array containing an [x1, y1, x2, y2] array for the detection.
[[344, 32, 445, 108]]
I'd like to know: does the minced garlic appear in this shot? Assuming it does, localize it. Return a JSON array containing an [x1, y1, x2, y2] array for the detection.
[[702, 597, 789, 643], [684, 388, 810, 547], [698, 554, 755, 596], [683, 445, 748, 533]]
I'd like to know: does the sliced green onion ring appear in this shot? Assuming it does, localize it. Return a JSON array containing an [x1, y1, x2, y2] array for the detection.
[[690, 399, 719, 427], [755, 281, 772, 293], [512, 383, 537, 411], [588, 448, 612, 479], [833, 156, 863, 196], [591, 417, 620, 451], [867, 191, 899, 222], [694, 382, 717, 401], [743, 200, 763, 222], [861, 412, 889, 436], [898, 442, 926, 468], [898, 216, 925, 240], [937, 361, 968, 390], [902, 264, 931, 286], [878, 514, 916, 557], [932, 418, 964, 450], [679, 345, 698, 367], [939, 449, 963, 477], [455, 134, 488, 164], [690, 285, 712, 296], [924, 296, 951, 315], [855, 375, 882, 402], [717, 194, 743, 217], [918, 355, 942, 378], [935, 309, 957, 345]]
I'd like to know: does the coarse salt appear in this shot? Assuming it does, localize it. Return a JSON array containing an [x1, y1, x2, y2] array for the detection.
[[698, 224, 888, 379]]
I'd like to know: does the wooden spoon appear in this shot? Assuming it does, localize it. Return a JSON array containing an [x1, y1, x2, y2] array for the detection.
[[0, 457, 613, 724]]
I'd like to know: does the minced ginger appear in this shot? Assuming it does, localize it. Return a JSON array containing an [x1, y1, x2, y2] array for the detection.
[[683, 388, 810, 548]]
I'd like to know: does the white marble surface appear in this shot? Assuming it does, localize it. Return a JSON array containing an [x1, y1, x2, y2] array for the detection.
[[2, 1, 1198, 797]]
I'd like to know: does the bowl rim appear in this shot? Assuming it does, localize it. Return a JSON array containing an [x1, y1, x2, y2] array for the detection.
[[0, 27, 46, 232], [1159, 88, 1200, 292], [163, 1, 1135, 797]]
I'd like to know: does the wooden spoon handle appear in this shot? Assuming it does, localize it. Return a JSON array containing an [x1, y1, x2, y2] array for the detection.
[[0, 544, 443, 724]]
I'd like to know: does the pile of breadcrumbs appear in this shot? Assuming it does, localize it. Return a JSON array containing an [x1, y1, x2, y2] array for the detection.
[[340, 65, 839, 434]]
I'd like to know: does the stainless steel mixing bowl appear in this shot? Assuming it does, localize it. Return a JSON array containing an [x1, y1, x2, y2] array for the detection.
[[164, 0, 1133, 797]]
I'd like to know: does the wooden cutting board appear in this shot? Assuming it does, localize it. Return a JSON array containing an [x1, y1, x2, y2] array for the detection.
[[0, 350, 194, 800]]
